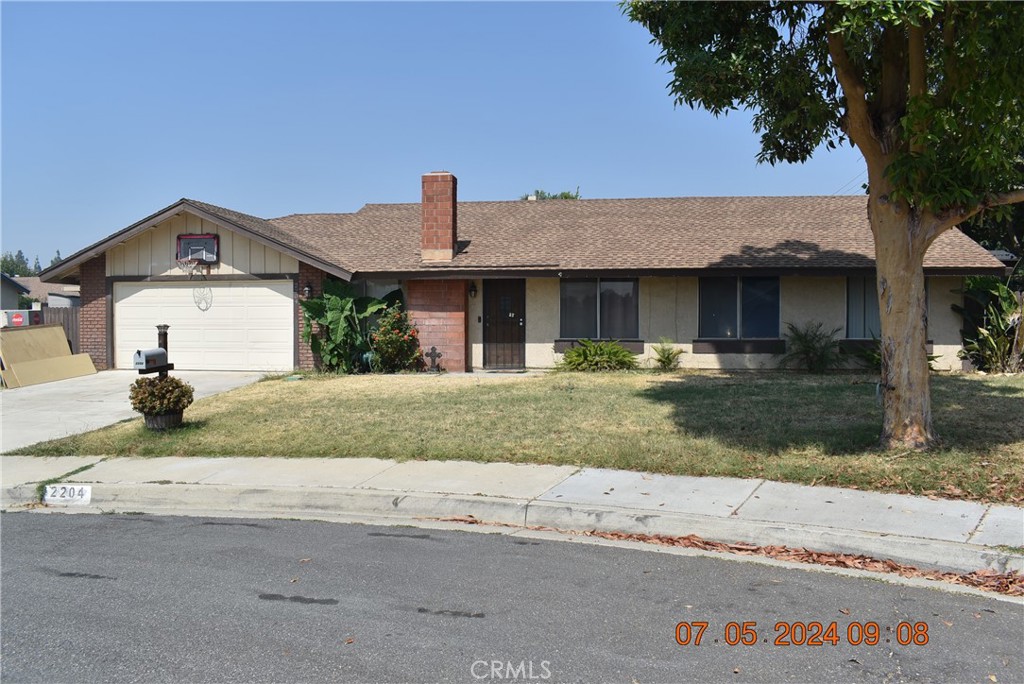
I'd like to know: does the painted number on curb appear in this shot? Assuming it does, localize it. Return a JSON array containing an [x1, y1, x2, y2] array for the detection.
[[44, 485, 91, 505]]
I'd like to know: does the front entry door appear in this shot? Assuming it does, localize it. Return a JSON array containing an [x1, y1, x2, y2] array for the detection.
[[483, 279, 526, 369]]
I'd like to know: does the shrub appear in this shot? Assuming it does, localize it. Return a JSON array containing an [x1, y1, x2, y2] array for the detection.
[[651, 337, 684, 370], [557, 339, 639, 371], [369, 305, 422, 373], [129, 376, 194, 416], [954, 278, 1023, 373], [777, 321, 844, 373], [850, 336, 940, 373]]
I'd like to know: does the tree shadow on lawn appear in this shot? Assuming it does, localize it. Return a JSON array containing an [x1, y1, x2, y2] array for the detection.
[[637, 373, 1024, 456]]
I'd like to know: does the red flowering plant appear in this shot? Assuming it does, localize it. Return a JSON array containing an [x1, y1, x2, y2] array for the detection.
[[368, 304, 422, 373]]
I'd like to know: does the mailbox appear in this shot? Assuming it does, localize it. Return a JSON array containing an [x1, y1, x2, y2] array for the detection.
[[133, 348, 168, 370]]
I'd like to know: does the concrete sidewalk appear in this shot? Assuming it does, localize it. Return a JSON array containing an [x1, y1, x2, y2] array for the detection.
[[2, 455, 1021, 575], [0, 370, 264, 453]]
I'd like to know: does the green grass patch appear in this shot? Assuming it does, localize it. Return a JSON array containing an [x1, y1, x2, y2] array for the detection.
[[33, 461, 103, 502], [17, 372, 1024, 504]]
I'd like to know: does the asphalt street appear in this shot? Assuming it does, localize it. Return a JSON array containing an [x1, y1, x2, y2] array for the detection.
[[2, 513, 1021, 684]]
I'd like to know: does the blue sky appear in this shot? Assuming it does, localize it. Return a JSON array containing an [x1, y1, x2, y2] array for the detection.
[[2, 2, 866, 266]]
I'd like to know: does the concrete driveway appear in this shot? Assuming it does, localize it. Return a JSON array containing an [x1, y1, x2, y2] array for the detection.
[[0, 370, 264, 453]]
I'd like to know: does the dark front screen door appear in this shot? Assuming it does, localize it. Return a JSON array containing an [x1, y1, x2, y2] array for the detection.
[[483, 279, 526, 369]]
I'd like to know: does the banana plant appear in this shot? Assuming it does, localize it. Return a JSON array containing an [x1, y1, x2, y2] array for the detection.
[[299, 280, 401, 373], [954, 279, 1024, 373]]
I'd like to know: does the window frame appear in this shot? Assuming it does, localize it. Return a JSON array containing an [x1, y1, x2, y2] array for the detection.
[[697, 276, 781, 340], [846, 275, 930, 340], [558, 277, 639, 340]]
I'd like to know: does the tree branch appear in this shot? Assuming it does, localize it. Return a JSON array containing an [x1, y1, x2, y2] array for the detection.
[[937, 189, 1024, 232], [908, 23, 926, 155], [935, 4, 957, 108], [826, 28, 884, 167], [876, 25, 908, 154]]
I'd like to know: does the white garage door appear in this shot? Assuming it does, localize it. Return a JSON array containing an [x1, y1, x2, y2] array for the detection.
[[114, 281, 294, 371]]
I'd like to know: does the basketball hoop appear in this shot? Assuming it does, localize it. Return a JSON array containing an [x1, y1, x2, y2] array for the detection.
[[176, 258, 200, 279]]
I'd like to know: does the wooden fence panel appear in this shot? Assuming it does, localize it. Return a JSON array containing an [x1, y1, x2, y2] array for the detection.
[[43, 307, 80, 354]]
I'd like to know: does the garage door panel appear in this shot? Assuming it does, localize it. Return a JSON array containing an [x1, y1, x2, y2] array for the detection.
[[114, 281, 294, 371]]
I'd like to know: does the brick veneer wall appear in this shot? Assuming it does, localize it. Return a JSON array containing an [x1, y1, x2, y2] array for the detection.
[[406, 279, 469, 372], [297, 262, 328, 370], [421, 172, 457, 261], [80, 255, 108, 369]]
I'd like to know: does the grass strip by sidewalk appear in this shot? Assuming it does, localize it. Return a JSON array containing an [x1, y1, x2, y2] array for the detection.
[[17, 371, 1024, 504], [33, 460, 104, 501]]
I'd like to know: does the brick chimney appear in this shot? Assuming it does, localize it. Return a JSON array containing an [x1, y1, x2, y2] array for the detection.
[[421, 171, 457, 262]]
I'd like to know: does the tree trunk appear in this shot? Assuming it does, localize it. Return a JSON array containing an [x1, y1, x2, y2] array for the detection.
[[870, 199, 936, 450]]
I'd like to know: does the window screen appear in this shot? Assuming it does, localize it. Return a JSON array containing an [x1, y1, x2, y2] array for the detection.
[[560, 279, 598, 338], [741, 277, 780, 338], [847, 277, 881, 338], [699, 277, 738, 338], [599, 280, 638, 339]]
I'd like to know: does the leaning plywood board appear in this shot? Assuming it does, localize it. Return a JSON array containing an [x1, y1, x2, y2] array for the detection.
[[0, 324, 73, 364], [0, 324, 89, 388], [6, 354, 96, 388]]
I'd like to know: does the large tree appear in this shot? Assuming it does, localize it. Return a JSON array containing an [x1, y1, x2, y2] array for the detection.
[[626, 1, 1024, 449], [1, 250, 32, 276]]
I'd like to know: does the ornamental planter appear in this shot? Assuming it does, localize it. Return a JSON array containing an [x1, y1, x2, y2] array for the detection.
[[143, 410, 184, 431]]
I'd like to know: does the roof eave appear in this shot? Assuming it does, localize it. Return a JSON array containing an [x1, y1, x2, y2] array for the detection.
[[38, 199, 353, 283], [352, 264, 1005, 280]]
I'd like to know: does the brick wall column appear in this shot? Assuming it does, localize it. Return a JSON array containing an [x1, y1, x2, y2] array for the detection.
[[406, 279, 469, 372], [297, 262, 327, 370], [79, 255, 108, 369]]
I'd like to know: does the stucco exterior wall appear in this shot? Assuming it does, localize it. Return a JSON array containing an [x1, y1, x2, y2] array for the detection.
[[106, 212, 298, 278], [467, 279, 483, 368], [781, 277, 847, 333], [525, 278, 560, 367], [927, 276, 965, 371]]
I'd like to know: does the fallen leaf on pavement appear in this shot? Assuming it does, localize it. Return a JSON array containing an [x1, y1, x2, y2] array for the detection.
[[432, 517, 1024, 596]]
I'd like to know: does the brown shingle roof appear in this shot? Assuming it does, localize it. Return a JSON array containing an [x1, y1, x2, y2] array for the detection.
[[11, 276, 79, 303], [183, 199, 339, 268], [268, 195, 1002, 275]]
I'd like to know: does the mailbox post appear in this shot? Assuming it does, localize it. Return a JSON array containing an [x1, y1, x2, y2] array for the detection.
[[135, 324, 174, 378], [157, 324, 169, 353]]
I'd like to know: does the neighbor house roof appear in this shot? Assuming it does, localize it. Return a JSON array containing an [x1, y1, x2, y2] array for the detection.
[[41, 194, 1006, 283], [11, 276, 80, 303], [1, 273, 31, 294], [270, 196, 1004, 276]]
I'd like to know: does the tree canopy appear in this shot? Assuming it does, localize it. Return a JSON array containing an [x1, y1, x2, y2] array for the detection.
[[626, 1, 1024, 217], [1, 250, 33, 276], [520, 188, 582, 200]]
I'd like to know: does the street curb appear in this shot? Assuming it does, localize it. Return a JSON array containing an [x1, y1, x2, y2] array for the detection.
[[3, 482, 1021, 576]]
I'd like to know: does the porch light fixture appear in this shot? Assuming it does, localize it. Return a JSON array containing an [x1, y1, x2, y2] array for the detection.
[[468, 282, 478, 298], [302, 284, 312, 298]]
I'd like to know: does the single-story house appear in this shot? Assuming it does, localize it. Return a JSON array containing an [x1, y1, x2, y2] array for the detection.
[[1, 273, 32, 310], [11, 276, 81, 308], [39, 171, 1006, 373]]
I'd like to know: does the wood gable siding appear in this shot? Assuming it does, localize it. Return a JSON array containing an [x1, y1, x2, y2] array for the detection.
[[105, 212, 299, 278]]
